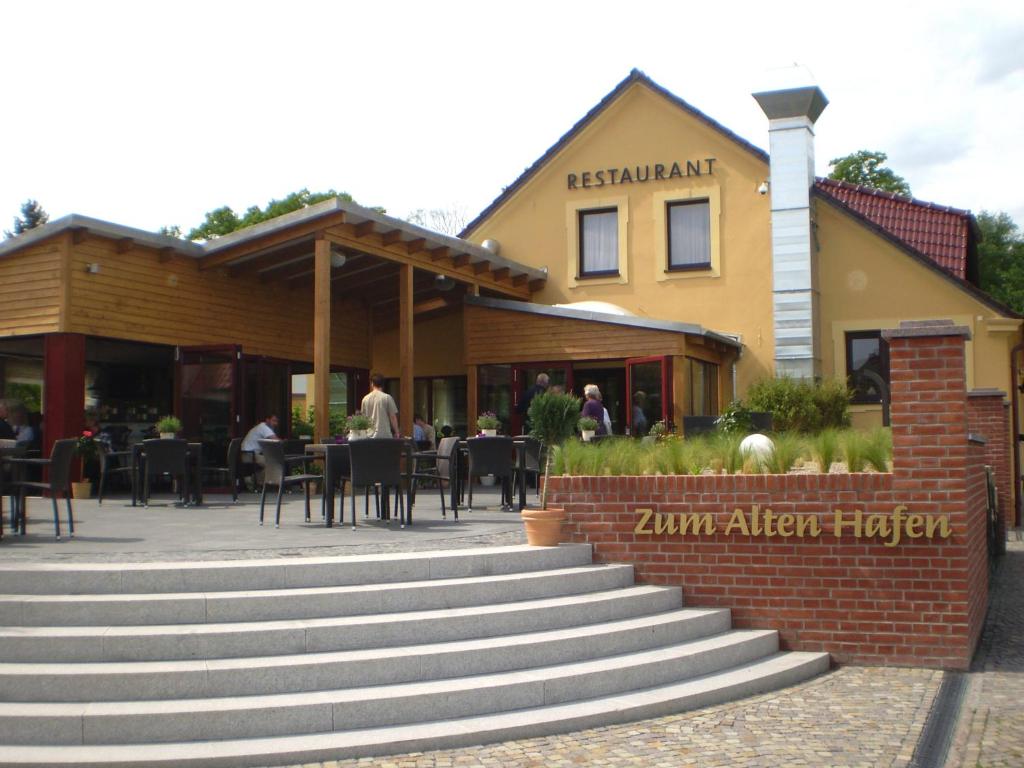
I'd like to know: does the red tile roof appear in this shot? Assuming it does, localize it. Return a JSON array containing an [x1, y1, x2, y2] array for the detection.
[[814, 178, 977, 281]]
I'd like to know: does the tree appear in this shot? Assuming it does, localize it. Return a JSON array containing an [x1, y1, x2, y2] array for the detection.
[[4, 199, 49, 239], [158, 225, 182, 239], [976, 211, 1024, 313], [828, 151, 912, 197], [406, 206, 468, 236], [185, 189, 357, 241]]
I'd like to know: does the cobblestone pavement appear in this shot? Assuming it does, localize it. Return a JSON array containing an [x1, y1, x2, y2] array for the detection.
[[271, 666, 941, 768], [946, 539, 1024, 768]]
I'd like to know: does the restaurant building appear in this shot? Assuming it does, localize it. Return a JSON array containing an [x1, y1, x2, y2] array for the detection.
[[0, 70, 1019, 518]]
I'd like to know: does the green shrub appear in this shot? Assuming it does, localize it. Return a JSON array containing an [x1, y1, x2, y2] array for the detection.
[[715, 399, 754, 435], [746, 376, 851, 432], [810, 428, 839, 473]]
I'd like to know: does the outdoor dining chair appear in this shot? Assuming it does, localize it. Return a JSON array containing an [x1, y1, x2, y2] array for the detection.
[[9, 438, 78, 539], [465, 436, 516, 513], [96, 442, 134, 505], [321, 443, 352, 526], [258, 439, 322, 528], [409, 438, 450, 520], [347, 438, 408, 529], [513, 435, 543, 507], [140, 439, 190, 508], [203, 437, 243, 502]]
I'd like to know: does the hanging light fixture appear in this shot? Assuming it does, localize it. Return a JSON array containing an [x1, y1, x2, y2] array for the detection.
[[434, 273, 456, 292], [329, 247, 347, 269]]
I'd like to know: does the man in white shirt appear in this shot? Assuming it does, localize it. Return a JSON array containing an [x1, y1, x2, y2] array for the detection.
[[242, 414, 280, 483], [360, 374, 400, 438]]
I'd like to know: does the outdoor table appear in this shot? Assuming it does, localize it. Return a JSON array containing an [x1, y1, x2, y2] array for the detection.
[[129, 442, 204, 507]]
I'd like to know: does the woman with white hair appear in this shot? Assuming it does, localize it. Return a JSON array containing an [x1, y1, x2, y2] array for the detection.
[[581, 384, 608, 436]]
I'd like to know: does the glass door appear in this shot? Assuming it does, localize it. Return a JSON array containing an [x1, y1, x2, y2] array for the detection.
[[510, 363, 573, 436], [626, 356, 672, 435], [178, 345, 240, 468]]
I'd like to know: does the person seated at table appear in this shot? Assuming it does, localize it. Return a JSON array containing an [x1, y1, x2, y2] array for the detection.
[[360, 373, 400, 438], [10, 406, 38, 449], [0, 401, 15, 441], [242, 414, 280, 484], [581, 384, 608, 436], [413, 414, 435, 449]]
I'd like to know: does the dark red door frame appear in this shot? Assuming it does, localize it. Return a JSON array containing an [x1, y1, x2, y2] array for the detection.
[[43, 333, 87, 478], [625, 355, 674, 432]]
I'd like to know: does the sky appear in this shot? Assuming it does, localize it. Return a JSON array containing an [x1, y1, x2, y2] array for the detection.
[[2, 0, 1023, 237]]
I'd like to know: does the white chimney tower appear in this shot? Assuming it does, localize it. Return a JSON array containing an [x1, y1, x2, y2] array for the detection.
[[752, 84, 828, 379]]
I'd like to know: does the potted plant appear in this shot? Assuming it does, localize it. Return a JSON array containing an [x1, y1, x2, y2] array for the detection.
[[292, 406, 314, 441], [522, 392, 582, 545], [73, 430, 98, 499], [156, 415, 181, 440], [578, 416, 598, 442], [346, 413, 372, 441], [476, 411, 500, 437]]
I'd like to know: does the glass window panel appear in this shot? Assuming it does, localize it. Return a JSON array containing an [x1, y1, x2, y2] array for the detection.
[[579, 209, 618, 276], [668, 200, 711, 269], [846, 331, 890, 403]]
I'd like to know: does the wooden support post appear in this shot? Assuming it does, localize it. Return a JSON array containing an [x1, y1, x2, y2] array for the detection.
[[466, 365, 478, 438], [313, 238, 332, 442], [44, 333, 86, 479], [399, 263, 414, 438]]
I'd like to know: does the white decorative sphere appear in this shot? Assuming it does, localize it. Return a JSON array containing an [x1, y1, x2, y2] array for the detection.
[[740, 433, 774, 459]]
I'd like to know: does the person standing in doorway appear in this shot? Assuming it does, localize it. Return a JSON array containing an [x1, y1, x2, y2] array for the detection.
[[361, 373, 400, 439], [518, 373, 549, 432]]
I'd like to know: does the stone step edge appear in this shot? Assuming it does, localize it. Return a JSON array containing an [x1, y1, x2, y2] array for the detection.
[[0, 608, 732, 701], [0, 626, 774, 724], [0, 652, 831, 768], [0, 543, 591, 578], [0, 584, 677, 639]]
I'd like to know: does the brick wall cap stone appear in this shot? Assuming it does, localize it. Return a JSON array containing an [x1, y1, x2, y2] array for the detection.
[[968, 432, 988, 445], [882, 319, 971, 340], [967, 388, 1007, 398]]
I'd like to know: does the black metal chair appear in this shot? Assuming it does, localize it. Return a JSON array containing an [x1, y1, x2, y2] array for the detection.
[[409, 439, 450, 521], [203, 437, 243, 502], [140, 439, 190, 508], [258, 439, 322, 528], [347, 438, 408, 529], [0, 441, 25, 539], [321, 444, 351, 527], [9, 438, 78, 539], [96, 442, 134, 505], [466, 436, 516, 513], [513, 435, 543, 508]]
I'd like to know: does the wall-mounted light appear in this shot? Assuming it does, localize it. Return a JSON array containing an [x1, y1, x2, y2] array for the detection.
[[757, 181, 770, 196], [434, 274, 456, 292], [329, 248, 346, 269], [85, 262, 101, 274]]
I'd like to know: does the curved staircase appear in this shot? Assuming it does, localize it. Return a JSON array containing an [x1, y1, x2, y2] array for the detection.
[[0, 544, 828, 767]]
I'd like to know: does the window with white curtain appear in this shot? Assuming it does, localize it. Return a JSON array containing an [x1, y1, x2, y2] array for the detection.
[[578, 208, 619, 277], [667, 200, 711, 270]]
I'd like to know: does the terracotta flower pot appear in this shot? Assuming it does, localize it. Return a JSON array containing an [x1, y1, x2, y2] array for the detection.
[[521, 506, 566, 546], [71, 481, 92, 500]]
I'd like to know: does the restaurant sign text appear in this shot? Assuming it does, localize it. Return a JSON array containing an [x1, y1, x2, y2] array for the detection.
[[633, 505, 951, 547]]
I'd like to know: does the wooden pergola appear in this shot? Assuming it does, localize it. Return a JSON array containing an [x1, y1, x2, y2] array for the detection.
[[197, 199, 546, 439]]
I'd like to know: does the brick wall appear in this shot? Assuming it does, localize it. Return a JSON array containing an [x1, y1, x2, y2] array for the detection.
[[966, 389, 1012, 534], [548, 320, 994, 670]]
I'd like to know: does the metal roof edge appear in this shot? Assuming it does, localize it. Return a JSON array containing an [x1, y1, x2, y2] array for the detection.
[[464, 294, 742, 348], [0, 214, 204, 259]]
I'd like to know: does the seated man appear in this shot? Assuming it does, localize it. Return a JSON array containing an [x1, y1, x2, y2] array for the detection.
[[241, 414, 280, 485], [413, 414, 435, 449]]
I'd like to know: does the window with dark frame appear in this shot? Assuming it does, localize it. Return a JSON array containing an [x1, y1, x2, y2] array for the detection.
[[667, 199, 711, 271], [578, 208, 619, 277], [845, 331, 890, 404], [686, 357, 720, 416]]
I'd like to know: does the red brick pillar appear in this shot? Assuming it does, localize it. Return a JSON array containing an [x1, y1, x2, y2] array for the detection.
[[43, 333, 86, 472], [966, 389, 1011, 535], [882, 319, 986, 667]]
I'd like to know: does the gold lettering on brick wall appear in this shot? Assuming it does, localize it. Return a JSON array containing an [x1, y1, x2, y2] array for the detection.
[[633, 504, 951, 545]]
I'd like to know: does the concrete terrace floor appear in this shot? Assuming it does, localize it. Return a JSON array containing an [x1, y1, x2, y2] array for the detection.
[[2, 488, 1022, 767]]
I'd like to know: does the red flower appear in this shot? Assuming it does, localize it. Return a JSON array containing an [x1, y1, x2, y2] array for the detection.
[[82, 430, 94, 438]]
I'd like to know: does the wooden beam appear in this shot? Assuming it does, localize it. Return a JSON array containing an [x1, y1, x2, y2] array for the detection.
[[354, 221, 376, 237], [116, 238, 134, 254], [491, 267, 510, 281], [399, 264, 414, 438], [468, 283, 480, 297], [261, 257, 316, 284], [513, 273, 529, 287], [454, 254, 471, 267], [381, 230, 403, 246], [226, 241, 315, 277], [71, 228, 87, 245], [472, 260, 490, 274], [313, 238, 332, 442], [413, 296, 453, 315], [198, 212, 346, 270], [158, 247, 175, 263], [404, 238, 426, 255], [428, 246, 449, 261], [528, 278, 545, 292]]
